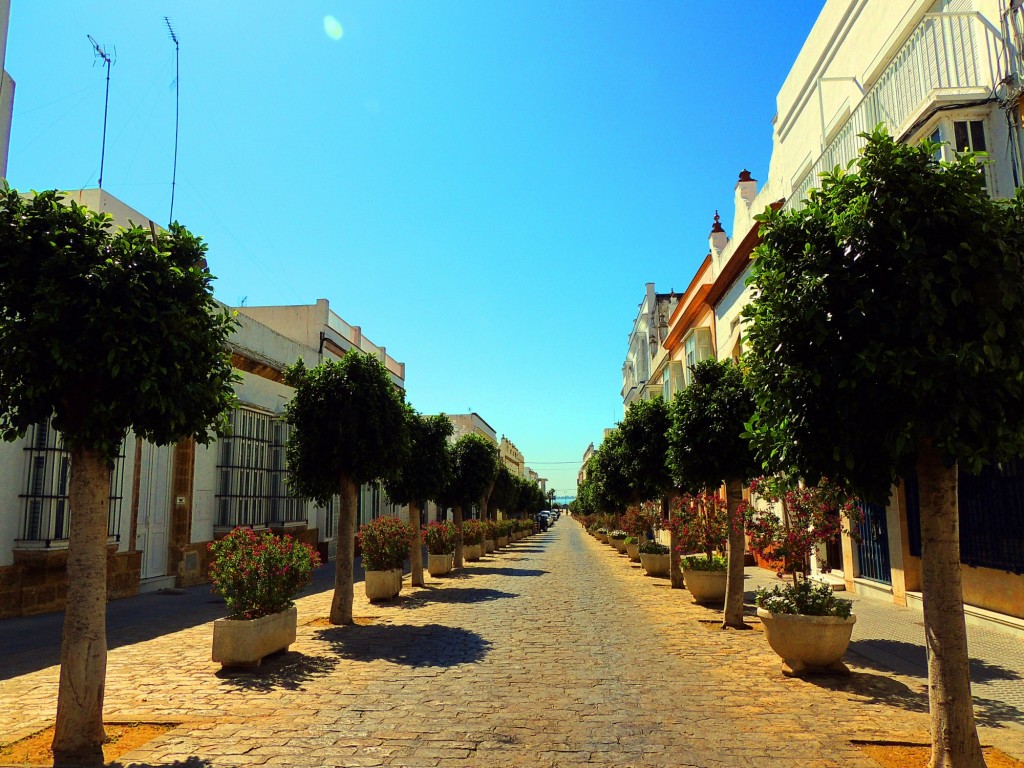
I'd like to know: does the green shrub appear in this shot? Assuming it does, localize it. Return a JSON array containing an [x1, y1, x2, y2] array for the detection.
[[755, 579, 853, 619], [358, 516, 414, 571]]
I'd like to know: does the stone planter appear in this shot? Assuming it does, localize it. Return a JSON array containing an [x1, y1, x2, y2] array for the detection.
[[639, 552, 670, 577], [464, 543, 483, 562], [625, 542, 640, 562], [484, 538, 496, 554], [212, 606, 297, 668], [427, 553, 454, 577], [497, 535, 509, 548], [597, 532, 609, 544], [611, 537, 628, 554], [682, 567, 727, 604], [365, 568, 403, 601], [757, 608, 857, 677]]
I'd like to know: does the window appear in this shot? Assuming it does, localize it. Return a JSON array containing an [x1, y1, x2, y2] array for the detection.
[[929, 118, 991, 191], [683, 327, 714, 387], [19, 418, 125, 546], [216, 407, 306, 528]]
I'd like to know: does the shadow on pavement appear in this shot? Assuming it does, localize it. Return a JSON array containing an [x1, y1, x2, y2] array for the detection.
[[848, 639, 1022, 684], [113, 759, 213, 768], [215, 650, 339, 692], [390, 586, 519, 610], [315, 623, 490, 667], [458, 567, 548, 577], [806, 666, 1024, 729]]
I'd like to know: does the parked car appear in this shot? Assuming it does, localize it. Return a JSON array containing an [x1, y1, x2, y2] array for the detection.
[[535, 511, 551, 531]]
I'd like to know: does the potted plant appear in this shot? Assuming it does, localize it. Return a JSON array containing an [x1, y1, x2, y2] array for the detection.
[[755, 580, 855, 677], [358, 516, 414, 601], [595, 526, 609, 544], [638, 540, 670, 577], [609, 529, 628, 554], [423, 521, 457, 576], [208, 527, 320, 667], [744, 476, 861, 676], [462, 519, 484, 562], [621, 503, 662, 562], [483, 519, 497, 553], [671, 492, 729, 605]]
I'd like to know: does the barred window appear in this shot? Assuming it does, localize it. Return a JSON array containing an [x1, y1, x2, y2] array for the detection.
[[19, 418, 125, 546], [217, 407, 306, 528]]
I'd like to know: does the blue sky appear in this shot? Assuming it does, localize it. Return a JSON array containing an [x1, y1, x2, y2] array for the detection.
[[4, 2, 821, 500]]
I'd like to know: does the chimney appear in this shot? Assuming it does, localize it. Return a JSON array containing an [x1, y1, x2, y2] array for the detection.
[[709, 211, 728, 256], [735, 169, 757, 209]]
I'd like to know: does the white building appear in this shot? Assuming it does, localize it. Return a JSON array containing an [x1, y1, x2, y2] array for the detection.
[[620, 283, 679, 411], [0, 0, 14, 179]]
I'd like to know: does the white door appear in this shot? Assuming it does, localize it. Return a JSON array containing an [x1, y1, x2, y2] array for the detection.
[[136, 441, 173, 579]]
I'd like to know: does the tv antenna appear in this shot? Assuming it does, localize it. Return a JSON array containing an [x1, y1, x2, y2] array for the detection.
[[87, 34, 115, 189], [164, 17, 180, 226]]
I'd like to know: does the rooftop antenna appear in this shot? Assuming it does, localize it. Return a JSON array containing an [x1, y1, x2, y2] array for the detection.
[[87, 34, 115, 189], [164, 17, 180, 226]]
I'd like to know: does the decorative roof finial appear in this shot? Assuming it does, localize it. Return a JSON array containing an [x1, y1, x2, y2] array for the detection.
[[711, 210, 725, 234], [739, 169, 755, 182]]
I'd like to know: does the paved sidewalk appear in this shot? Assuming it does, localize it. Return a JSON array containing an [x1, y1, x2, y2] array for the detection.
[[1, 522, 1022, 767]]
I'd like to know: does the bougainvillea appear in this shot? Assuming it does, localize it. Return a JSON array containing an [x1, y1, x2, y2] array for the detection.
[[743, 476, 861, 580], [358, 516, 415, 571], [620, 501, 663, 540], [422, 521, 458, 555], [209, 527, 321, 619], [462, 519, 485, 545], [668, 492, 728, 562]]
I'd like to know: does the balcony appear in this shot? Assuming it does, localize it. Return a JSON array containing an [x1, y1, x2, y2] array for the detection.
[[788, 12, 1003, 209]]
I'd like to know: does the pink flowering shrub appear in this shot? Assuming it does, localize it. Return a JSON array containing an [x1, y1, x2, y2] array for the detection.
[[621, 501, 663, 540], [208, 527, 320, 620], [668, 492, 728, 563], [422, 521, 457, 555], [743, 476, 861, 580], [358, 516, 415, 571], [462, 519, 484, 545]]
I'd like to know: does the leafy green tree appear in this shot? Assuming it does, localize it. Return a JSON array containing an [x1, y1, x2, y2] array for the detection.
[[668, 358, 758, 628], [490, 465, 519, 518], [617, 398, 679, 584], [383, 410, 453, 587], [589, 430, 630, 513], [0, 187, 237, 766], [446, 434, 499, 567], [744, 128, 1024, 768], [285, 351, 410, 624]]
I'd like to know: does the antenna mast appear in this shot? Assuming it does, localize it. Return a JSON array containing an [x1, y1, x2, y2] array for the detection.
[[165, 17, 180, 226], [87, 34, 115, 189]]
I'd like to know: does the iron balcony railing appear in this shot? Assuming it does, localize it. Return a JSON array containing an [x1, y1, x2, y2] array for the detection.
[[787, 12, 1002, 209]]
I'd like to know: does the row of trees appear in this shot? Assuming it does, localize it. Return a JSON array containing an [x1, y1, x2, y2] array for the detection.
[[284, 352, 548, 622], [0, 186, 547, 765], [575, 130, 1024, 768]]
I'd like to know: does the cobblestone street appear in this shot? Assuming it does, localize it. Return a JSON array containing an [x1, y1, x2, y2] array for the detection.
[[2, 521, 1023, 768]]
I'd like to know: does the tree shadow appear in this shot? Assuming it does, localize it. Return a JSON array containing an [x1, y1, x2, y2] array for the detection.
[[390, 586, 519, 610], [459, 567, 548, 577], [113, 758, 214, 768], [509, 547, 545, 552], [214, 650, 338, 692], [314, 623, 490, 667], [848, 639, 1022, 685], [805, 666, 1024, 729]]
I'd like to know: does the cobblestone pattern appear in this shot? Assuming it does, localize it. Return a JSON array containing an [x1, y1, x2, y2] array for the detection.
[[1, 523, 1022, 767]]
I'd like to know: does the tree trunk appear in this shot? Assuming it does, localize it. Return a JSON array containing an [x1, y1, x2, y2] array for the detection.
[[722, 477, 749, 630], [409, 500, 423, 587], [453, 504, 464, 569], [52, 446, 110, 767], [330, 473, 357, 625], [916, 443, 986, 768], [666, 495, 684, 589]]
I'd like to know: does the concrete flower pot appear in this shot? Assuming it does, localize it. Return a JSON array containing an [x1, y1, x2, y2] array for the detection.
[[639, 552, 670, 577], [497, 535, 509, 548], [484, 538, 496, 553], [757, 608, 857, 677], [682, 568, 727, 604], [427, 553, 454, 577], [365, 568, 402, 601], [212, 606, 297, 668], [464, 543, 483, 562], [611, 537, 628, 554], [625, 542, 640, 562]]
